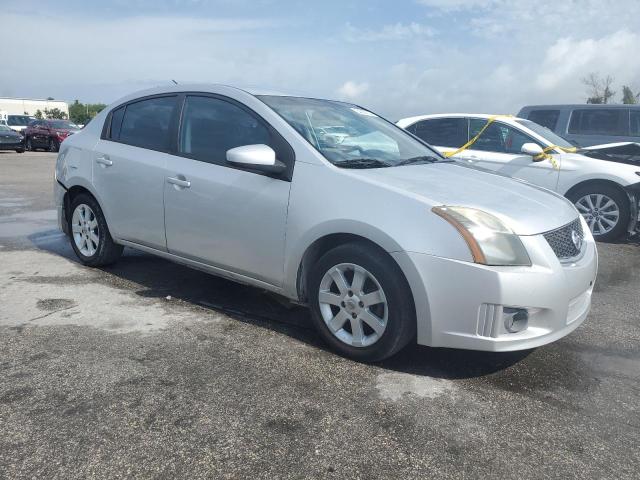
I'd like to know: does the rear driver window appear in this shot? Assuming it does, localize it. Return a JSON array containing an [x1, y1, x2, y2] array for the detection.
[[118, 96, 176, 151], [179, 96, 271, 163], [412, 118, 467, 148]]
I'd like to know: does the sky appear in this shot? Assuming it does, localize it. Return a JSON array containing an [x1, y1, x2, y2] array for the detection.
[[2, 0, 640, 120]]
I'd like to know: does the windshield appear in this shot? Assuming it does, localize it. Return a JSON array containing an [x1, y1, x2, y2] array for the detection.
[[516, 119, 574, 149], [258, 95, 444, 168], [0, 125, 13, 132], [48, 120, 79, 130], [7, 115, 33, 126]]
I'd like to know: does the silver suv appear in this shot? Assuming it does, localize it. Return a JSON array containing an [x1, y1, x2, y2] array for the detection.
[[55, 85, 597, 361]]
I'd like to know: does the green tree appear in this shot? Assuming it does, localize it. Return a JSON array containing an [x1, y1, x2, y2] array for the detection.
[[44, 108, 68, 120], [621, 85, 638, 104], [34, 110, 43, 119], [68, 100, 107, 124]]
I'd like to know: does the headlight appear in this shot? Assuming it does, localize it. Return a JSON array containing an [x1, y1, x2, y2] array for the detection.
[[432, 206, 531, 266]]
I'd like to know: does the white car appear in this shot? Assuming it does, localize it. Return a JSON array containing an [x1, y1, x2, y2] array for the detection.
[[54, 86, 597, 361], [397, 114, 640, 241]]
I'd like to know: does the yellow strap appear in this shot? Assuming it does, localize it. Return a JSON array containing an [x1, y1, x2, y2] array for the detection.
[[444, 115, 575, 171], [443, 115, 512, 158], [533, 145, 578, 170]]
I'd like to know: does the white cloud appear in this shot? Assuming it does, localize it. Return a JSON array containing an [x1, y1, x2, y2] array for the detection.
[[345, 22, 435, 42], [416, 0, 498, 12], [536, 31, 640, 91], [337, 81, 370, 99]]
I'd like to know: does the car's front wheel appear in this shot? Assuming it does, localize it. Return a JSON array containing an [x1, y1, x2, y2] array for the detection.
[[568, 183, 630, 242], [48, 138, 60, 152], [68, 193, 123, 267], [25, 137, 33, 151], [308, 242, 416, 362]]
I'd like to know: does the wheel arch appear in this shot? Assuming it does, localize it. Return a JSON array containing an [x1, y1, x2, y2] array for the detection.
[[61, 181, 113, 235], [294, 232, 407, 304], [564, 178, 636, 237], [564, 178, 629, 200]]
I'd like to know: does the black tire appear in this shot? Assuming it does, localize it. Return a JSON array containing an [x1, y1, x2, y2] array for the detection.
[[48, 138, 59, 153], [15, 149, 24, 153], [567, 183, 630, 242], [308, 242, 416, 362], [25, 137, 33, 151], [68, 193, 123, 267]]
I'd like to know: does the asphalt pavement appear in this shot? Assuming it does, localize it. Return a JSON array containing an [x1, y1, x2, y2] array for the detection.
[[1, 152, 639, 479]]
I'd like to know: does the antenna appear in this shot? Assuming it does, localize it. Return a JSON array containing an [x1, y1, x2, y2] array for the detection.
[[171, 79, 178, 85]]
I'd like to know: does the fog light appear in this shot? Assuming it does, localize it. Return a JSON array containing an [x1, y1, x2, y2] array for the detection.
[[503, 307, 528, 333]]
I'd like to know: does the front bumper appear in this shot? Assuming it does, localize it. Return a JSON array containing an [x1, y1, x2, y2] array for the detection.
[[392, 230, 598, 351]]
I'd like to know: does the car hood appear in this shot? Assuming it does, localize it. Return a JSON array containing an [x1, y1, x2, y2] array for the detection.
[[350, 162, 578, 235], [579, 142, 640, 166]]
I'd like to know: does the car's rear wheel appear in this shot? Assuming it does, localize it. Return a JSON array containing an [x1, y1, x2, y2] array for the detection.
[[568, 183, 630, 242], [68, 193, 123, 267], [25, 137, 33, 151], [15, 149, 24, 153], [308, 242, 416, 362]]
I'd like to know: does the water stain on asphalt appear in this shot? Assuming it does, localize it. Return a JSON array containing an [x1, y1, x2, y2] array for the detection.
[[36, 298, 76, 311], [376, 372, 457, 401]]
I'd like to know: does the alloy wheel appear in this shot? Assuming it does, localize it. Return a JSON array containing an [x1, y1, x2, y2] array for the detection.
[[575, 194, 620, 236], [318, 263, 388, 347], [71, 204, 99, 256]]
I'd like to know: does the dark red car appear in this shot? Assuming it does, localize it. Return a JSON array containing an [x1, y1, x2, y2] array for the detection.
[[24, 119, 80, 152]]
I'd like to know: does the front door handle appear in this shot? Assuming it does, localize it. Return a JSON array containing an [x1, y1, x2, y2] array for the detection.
[[167, 176, 191, 188], [96, 155, 113, 166]]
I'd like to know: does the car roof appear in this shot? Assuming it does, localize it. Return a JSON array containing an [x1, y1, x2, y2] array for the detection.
[[396, 113, 521, 128], [521, 104, 640, 110], [104, 83, 342, 114]]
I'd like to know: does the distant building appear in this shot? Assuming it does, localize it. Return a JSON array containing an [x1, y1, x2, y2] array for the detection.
[[0, 97, 69, 117]]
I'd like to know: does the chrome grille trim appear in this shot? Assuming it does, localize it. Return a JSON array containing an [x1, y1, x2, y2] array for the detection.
[[543, 218, 584, 262]]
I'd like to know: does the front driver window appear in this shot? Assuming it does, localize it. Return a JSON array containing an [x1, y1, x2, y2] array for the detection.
[[179, 96, 271, 164], [469, 119, 540, 154]]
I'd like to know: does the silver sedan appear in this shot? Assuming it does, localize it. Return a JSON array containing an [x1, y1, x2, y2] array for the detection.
[[54, 85, 597, 361]]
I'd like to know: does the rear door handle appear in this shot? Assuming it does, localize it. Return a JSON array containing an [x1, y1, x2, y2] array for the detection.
[[96, 155, 113, 166], [167, 176, 191, 188]]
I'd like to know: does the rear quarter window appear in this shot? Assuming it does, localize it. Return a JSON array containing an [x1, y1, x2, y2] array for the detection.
[[630, 110, 640, 137], [568, 109, 628, 136]]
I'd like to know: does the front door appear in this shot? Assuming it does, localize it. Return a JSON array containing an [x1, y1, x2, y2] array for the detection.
[[163, 95, 292, 286]]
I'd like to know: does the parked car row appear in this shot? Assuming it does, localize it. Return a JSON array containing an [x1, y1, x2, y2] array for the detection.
[[54, 85, 598, 362], [517, 104, 640, 147], [397, 113, 640, 241], [0, 118, 81, 153]]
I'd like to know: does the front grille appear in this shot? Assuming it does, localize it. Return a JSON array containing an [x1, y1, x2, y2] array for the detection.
[[543, 218, 584, 260]]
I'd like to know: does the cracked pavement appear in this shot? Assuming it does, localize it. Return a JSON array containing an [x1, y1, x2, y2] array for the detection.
[[1, 152, 639, 479]]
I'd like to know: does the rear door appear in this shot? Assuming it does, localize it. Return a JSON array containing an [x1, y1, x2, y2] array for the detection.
[[461, 118, 560, 191], [163, 94, 293, 286], [92, 95, 178, 250]]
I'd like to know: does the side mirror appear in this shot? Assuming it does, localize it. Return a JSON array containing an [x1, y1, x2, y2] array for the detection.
[[521, 143, 544, 157], [226, 144, 286, 174]]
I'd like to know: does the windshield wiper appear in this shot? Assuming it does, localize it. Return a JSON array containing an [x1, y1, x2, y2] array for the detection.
[[333, 158, 392, 169], [395, 155, 441, 167]]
